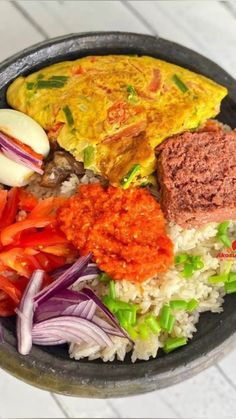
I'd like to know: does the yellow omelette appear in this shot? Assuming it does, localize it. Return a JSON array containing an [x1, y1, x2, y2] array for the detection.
[[7, 55, 227, 186]]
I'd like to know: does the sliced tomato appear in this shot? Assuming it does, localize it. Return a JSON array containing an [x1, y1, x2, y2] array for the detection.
[[18, 228, 67, 248], [29, 197, 66, 219], [47, 122, 64, 141], [0, 190, 8, 220], [103, 119, 147, 143], [149, 68, 161, 92], [0, 275, 22, 304], [1, 218, 53, 246], [35, 252, 52, 271], [18, 189, 38, 212], [42, 244, 71, 257], [43, 253, 67, 270], [107, 102, 129, 125], [0, 248, 36, 278], [0, 188, 19, 230]]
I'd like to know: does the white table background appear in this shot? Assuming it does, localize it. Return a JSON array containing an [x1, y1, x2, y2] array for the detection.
[[0, 1, 236, 417]]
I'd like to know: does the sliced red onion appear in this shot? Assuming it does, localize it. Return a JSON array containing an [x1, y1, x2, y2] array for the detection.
[[93, 315, 125, 338], [50, 262, 99, 282], [0, 131, 43, 174], [34, 254, 91, 305], [32, 316, 112, 347], [16, 269, 44, 355], [63, 300, 96, 319]]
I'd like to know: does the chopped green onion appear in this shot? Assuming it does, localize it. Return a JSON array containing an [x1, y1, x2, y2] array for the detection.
[[159, 304, 170, 330], [187, 299, 198, 312], [192, 255, 204, 270], [37, 74, 44, 80], [182, 263, 194, 278], [138, 322, 150, 340], [102, 295, 119, 313], [175, 254, 188, 265], [172, 74, 188, 93], [166, 314, 175, 333], [217, 221, 231, 248], [51, 75, 69, 81], [170, 300, 188, 310], [63, 105, 74, 126], [144, 315, 161, 334], [116, 311, 129, 330], [208, 273, 229, 284], [26, 82, 34, 90], [228, 272, 236, 282], [37, 79, 66, 89], [109, 280, 116, 300], [120, 164, 141, 189], [83, 145, 94, 167], [225, 281, 236, 294], [164, 337, 187, 353], [126, 326, 139, 340], [127, 85, 137, 102], [99, 272, 112, 283]]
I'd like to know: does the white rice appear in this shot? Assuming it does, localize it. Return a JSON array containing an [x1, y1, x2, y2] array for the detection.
[[70, 221, 235, 363]]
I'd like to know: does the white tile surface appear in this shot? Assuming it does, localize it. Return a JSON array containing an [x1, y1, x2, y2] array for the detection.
[[0, 1, 236, 417]]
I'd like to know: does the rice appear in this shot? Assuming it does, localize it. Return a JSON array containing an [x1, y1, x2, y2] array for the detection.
[[70, 220, 234, 363], [26, 155, 234, 363]]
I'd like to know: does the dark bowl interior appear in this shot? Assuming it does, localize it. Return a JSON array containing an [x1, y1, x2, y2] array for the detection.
[[0, 32, 236, 398]]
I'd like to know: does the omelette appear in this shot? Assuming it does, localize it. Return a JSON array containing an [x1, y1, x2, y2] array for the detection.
[[7, 55, 227, 186]]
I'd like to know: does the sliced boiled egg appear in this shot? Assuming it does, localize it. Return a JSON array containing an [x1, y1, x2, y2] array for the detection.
[[0, 109, 49, 187]]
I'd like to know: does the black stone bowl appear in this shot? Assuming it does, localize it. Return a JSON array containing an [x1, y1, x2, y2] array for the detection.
[[0, 32, 236, 398]]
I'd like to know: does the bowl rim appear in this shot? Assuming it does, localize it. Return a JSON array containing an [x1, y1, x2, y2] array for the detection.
[[0, 31, 236, 398]]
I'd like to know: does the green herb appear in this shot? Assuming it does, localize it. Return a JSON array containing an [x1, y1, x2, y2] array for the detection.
[[217, 221, 232, 248], [37, 79, 66, 89], [228, 272, 236, 282], [225, 281, 236, 294], [191, 255, 204, 270], [99, 272, 112, 283], [26, 82, 35, 90], [138, 322, 150, 340], [127, 85, 137, 102], [120, 164, 141, 189], [170, 300, 188, 310], [187, 299, 199, 312], [109, 280, 116, 300], [83, 145, 95, 167], [63, 105, 74, 126], [175, 254, 188, 265], [159, 304, 171, 330], [144, 315, 161, 334], [182, 263, 194, 278], [166, 314, 175, 333], [126, 326, 139, 340], [51, 75, 69, 81], [175, 253, 204, 279], [164, 337, 187, 353], [172, 74, 189, 93], [208, 273, 229, 284]]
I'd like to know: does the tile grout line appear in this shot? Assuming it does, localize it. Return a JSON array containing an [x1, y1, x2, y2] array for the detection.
[[10, 0, 50, 39], [50, 393, 71, 418], [121, 0, 158, 36], [216, 364, 236, 392]]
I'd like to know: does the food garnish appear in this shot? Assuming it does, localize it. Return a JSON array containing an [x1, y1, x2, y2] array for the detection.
[[172, 74, 188, 93], [175, 253, 204, 278], [217, 221, 232, 248]]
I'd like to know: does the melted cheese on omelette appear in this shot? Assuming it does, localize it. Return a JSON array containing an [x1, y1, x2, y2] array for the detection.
[[7, 55, 227, 186]]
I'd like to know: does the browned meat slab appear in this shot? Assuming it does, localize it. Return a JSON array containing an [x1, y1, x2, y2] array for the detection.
[[156, 130, 236, 228]]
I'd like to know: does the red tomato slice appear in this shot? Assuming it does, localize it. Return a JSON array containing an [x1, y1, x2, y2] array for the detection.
[[18, 189, 38, 212], [29, 197, 66, 219], [42, 244, 71, 256], [0, 190, 8, 220], [1, 218, 53, 246], [0, 275, 22, 304], [19, 229, 68, 248], [0, 248, 35, 278], [149, 68, 161, 92], [0, 188, 19, 229]]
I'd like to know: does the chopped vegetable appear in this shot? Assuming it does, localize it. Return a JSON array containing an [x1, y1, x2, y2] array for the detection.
[[217, 221, 231, 248], [63, 105, 74, 126], [225, 281, 236, 294], [138, 322, 150, 340], [166, 313, 175, 333], [37, 79, 66, 89], [99, 272, 112, 283], [228, 272, 236, 282], [159, 304, 170, 330], [182, 263, 194, 278], [120, 164, 141, 189], [1, 217, 53, 246], [127, 85, 137, 102], [175, 253, 204, 279], [26, 82, 34, 90], [0, 190, 7, 219], [164, 337, 187, 353], [144, 314, 161, 334], [83, 145, 94, 167], [187, 299, 199, 312], [172, 74, 188, 93], [175, 254, 188, 265], [170, 300, 188, 310], [208, 273, 228, 284], [109, 280, 116, 300]]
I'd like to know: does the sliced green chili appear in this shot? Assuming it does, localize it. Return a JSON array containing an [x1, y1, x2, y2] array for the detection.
[[159, 304, 171, 330], [170, 300, 188, 310], [225, 281, 236, 294], [120, 164, 141, 189], [172, 74, 188, 93], [83, 145, 95, 167], [144, 315, 161, 334], [63, 105, 74, 126], [187, 299, 199, 312], [109, 280, 116, 300], [164, 337, 187, 353]]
